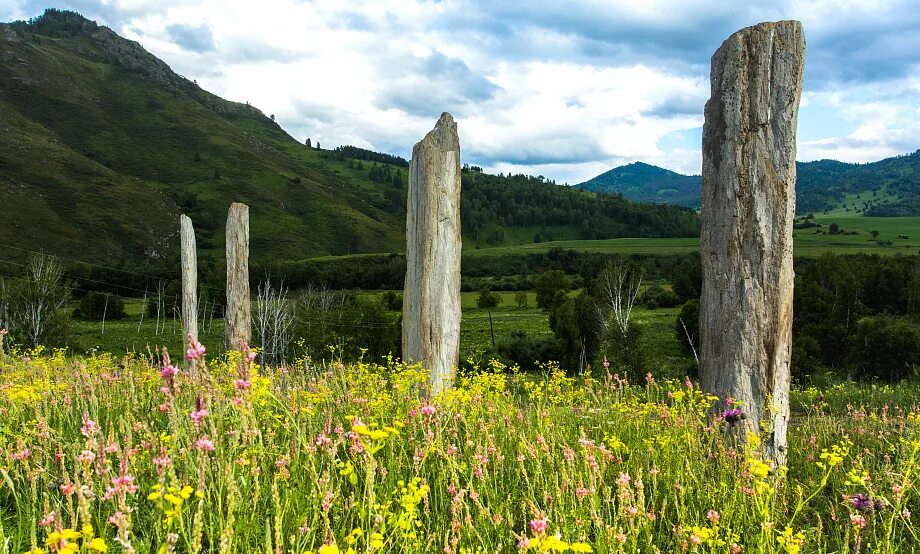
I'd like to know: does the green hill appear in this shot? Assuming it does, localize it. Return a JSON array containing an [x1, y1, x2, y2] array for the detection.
[[0, 9, 700, 272], [0, 9, 410, 265], [574, 162, 701, 208], [577, 152, 920, 215]]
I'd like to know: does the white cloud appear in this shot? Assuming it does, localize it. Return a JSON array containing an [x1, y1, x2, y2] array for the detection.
[[6, 0, 920, 181]]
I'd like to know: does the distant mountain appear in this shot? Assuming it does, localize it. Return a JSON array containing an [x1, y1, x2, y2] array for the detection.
[[577, 151, 920, 215], [575, 162, 701, 208], [0, 9, 700, 270]]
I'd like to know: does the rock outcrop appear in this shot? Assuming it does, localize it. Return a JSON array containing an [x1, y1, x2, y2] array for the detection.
[[699, 21, 805, 466], [402, 113, 462, 395]]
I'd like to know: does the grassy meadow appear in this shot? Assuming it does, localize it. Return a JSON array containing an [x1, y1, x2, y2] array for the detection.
[[1, 347, 918, 553], [467, 216, 920, 258], [67, 292, 695, 380]]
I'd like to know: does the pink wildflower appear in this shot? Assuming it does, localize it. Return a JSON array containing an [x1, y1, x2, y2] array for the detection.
[[195, 436, 216, 452], [77, 450, 96, 463], [421, 403, 437, 416], [38, 512, 55, 527], [850, 514, 867, 528], [529, 518, 548, 535], [707, 510, 721, 523], [12, 448, 30, 461], [81, 413, 99, 437], [185, 334, 206, 361], [190, 396, 208, 428]]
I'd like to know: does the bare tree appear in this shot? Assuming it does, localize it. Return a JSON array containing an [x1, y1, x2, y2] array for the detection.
[[137, 285, 148, 333], [597, 259, 642, 335], [154, 280, 167, 336], [0, 277, 10, 334], [255, 280, 294, 366], [15, 253, 70, 347]]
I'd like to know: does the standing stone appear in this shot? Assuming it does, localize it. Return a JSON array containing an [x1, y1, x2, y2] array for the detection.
[[180, 214, 199, 372], [403, 113, 462, 395], [699, 21, 805, 466], [225, 203, 251, 352]]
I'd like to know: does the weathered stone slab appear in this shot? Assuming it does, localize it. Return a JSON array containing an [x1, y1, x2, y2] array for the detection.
[[225, 203, 251, 352], [402, 113, 462, 394], [699, 21, 805, 465], [180, 214, 198, 371]]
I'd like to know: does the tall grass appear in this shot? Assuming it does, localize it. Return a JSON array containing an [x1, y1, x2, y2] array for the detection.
[[1, 344, 918, 553]]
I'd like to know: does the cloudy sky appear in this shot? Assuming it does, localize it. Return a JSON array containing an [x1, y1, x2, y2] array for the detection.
[[5, 1, 920, 183]]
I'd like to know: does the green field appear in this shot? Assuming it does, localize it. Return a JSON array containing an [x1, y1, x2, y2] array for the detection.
[[466, 216, 920, 258], [68, 291, 694, 378]]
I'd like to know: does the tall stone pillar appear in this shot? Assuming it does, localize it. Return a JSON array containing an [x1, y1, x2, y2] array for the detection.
[[180, 214, 199, 372], [402, 113, 462, 395], [225, 203, 251, 352], [699, 21, 805, 465]]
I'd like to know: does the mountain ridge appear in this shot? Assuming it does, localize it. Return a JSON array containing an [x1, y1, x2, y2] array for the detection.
[[577, 150, 920, 214]]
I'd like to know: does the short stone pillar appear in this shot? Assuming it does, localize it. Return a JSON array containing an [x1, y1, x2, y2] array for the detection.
[[402, 113, 462, 395], [699, 21, 805, 466], [225, 202, 251, 352]]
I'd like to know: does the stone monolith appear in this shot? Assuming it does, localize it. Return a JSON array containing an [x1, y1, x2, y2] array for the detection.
[[402, 113, 462, 395], [225, 203, 251, 352], [180, 214, 198, 372], [699, 20, 805, 466]]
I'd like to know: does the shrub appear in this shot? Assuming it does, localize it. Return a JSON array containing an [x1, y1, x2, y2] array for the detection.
[[380, 291, 403, 311], [670, 255, 701, 303], [476, 288, 501, 310], [550, 292, 603, 373], [294, 295, 400, 362], [535, 270, 571, 312], [639, 284, 680, 309], [674, 299, 699, 356], [490, 330, 559, 371], [514, 290, 528, 308], [75, 292, 126, 321], [852, 316, 920, 381]]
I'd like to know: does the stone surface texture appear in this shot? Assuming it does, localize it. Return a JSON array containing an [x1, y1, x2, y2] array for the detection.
[[225, 203, 251, 352], [402, 113, 462, 395], [699, 20, 805, 465], [180, 214, 198, 370]]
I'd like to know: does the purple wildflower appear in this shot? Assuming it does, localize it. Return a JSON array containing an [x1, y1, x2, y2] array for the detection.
[[721, 408, 746, 425]]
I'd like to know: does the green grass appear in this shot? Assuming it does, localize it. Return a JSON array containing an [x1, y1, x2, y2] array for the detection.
[[67, 293, 697, 380], [466, 216, 920, 258], [2, 350, 919, 552]]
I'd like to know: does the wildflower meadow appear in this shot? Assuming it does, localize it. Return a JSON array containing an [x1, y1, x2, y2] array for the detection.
[[1, 339, 919, 553]]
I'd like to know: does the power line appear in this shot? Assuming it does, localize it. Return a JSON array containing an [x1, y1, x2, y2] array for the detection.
[[0, 242, 227, 296]]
